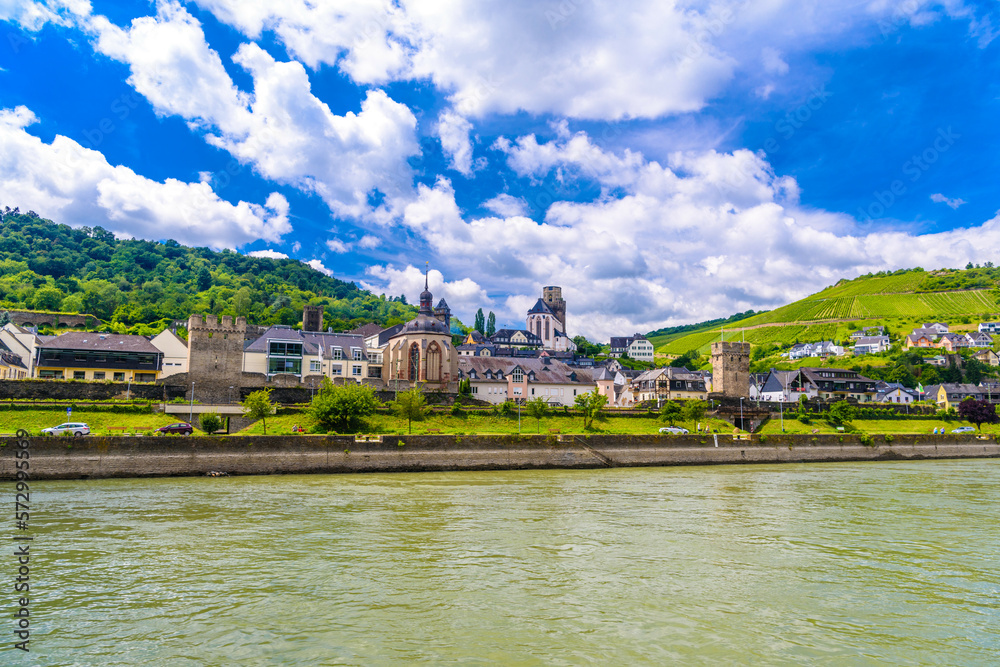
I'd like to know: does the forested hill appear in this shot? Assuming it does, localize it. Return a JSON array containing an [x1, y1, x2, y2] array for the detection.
[[0, 208, 416, 334]]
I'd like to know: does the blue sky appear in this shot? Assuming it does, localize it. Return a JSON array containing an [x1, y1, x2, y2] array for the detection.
[[1, 1, 998, 341]]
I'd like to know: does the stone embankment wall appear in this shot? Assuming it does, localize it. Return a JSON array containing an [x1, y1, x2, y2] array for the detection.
[[2, 433, 997, 480], [0, 380, 186, 401]]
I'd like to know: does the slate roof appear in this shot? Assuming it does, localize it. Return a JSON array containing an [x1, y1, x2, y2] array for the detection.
[[527, 298, 553, 315], [246, 325, 369, 360], [37, 332, 161, 354], [347, 322, 384, 338], [458, 356, 595, 385]]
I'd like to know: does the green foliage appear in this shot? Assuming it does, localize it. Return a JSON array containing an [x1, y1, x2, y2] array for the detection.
[[683, 400, 708, 422], [574, 390, 608, 429], [492, 400, 515, 418], [449, 403, 467, 418], [670, 349, 702, 368], [458, 378, 472, 397], [524, 397, 549, 433], [475, 308, 485, 334], [827, 400, 857, 426], [659, 401, 682, 425], [199, 412, 223, 435], [308, 378, 381, 433], [486, 311, 496, 337], [572, 335, 604, 357], [0, 210, 416, 330], [391, 389, 426, 434], [241, 389, 274, 435]]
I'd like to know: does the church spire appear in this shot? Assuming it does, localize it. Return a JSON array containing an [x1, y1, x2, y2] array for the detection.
[[419, 261, 433, 314]]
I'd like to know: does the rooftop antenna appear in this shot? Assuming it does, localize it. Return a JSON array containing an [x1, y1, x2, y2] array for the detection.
[[424, 261, 429, 290]]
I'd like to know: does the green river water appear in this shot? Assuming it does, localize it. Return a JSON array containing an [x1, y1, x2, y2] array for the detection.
[[12, 460, 1000, 665]]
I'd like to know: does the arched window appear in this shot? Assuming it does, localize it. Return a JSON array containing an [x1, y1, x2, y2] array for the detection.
[[544, 319, 550, 341], [408, 343, 420, 381], [512, 368, 523, 383], [426, 341, 442, 381]]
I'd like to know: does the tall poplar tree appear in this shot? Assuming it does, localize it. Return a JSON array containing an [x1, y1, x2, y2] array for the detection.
[[486, 311, 496, 336], [475, 308, 485, 334]]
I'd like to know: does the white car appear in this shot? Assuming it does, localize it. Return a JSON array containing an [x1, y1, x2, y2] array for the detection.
[[659, 426, 689, 435], [41, 422, 91, 436], [951, 426, 976, 434]]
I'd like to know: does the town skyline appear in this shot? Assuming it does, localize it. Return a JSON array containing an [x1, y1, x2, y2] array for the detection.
[[1, 2, 999, 341]]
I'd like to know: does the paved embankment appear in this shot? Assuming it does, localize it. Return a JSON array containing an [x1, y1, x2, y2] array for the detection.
[[2, 433, 998, 480]]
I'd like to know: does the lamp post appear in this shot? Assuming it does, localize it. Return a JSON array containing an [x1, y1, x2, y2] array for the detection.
[[228, 385, 234, 404], [739, 396, 744, 433], [189, 381, 195, 422]]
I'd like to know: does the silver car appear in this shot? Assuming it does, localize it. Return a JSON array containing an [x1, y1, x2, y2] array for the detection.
[[41, 422, 91, 436], [658, 426, 689, 435]]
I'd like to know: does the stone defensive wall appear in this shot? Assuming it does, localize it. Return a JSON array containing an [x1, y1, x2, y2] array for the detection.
[[3, 310, 99, 329], [2, 433, 998, 480]]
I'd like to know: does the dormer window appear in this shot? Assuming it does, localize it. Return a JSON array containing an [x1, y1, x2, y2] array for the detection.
[[512, 368, 524, 383]]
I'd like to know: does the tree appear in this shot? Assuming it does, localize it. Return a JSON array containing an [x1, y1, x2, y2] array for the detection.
[[474, 308, 485, 334], [233, 286, 253, 317], [31, 285, 64, 310], [574, 390, 608, 429], [486, 311, 496, 337], [0, 311, 9, 326], [957, 398, 998, 431], [197, 267, 212, 291], [308, 378, 380, 432], [241, 389, 274, 435], [964, 357, 987, 385], [458, 378, 471, 397], [199, 412, 223, 435], [392, 388, 426, 434], [827, 400, 857, 426], [683, 400, 707, 423], [525, 397, 549, 433], [659, 401, 682, 425]]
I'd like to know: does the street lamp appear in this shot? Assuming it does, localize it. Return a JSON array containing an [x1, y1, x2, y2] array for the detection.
[[739, 396, 744, 432], [189, 381, 195, 422]]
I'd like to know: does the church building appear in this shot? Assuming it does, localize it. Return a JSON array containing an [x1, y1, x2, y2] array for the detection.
[[526, 286, 576, 352], [383, 270, 458, 390]]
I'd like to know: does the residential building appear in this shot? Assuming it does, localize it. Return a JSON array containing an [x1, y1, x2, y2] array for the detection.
[[608, 334, 655, 361], [490, 328, 542, 350], [853, 335, 890, 355], [935, 333, 971, 352], [965, 331, 993, 348], [788, 341, 844, 359], [0, 323, 43, 376], [974, 349, 999, 367], [456, 356, 596, 406], [244, 326, 371, 381], [904, 332, 936, 349], [751, 369, 814, 402], [34, 332, 163, 381], [876, 382, 919, 404], [150, 328, 188, 378], [850, 326, 885, 340], [978, 322, 1000, 334], [936, 383, 983, 409], [457, 344, 498, 357], [630, 366, 708, 405], [791, 367, 878, 402], [0, 339, 28, 379], [922, 322, 949, 334]]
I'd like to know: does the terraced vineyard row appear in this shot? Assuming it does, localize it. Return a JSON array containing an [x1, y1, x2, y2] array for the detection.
[[812, 271, 926, 298]]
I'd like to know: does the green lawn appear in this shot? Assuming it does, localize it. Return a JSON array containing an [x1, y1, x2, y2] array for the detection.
[[234, 409, 738, 436], [0, 409, 200, 436], [759, 417, 999, 436]]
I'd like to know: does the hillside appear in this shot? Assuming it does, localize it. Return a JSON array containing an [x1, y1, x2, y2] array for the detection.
[[0, 208, 417, 334], [652, 267, 1000, 356]]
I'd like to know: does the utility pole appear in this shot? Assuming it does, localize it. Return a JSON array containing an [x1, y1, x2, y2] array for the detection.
[[189, 381, 195, 423]]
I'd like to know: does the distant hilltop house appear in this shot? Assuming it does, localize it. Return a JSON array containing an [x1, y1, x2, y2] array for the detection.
[[785, 341, 843, 360], [608, 334, 654, 362], [850, 325, 885, 340], [978, 322, 1000, 334], [853, 335, 890, 356], [904, 322, 992, 350]]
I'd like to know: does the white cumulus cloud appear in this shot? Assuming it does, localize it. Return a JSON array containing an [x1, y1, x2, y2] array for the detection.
[[248, 249, 289, 259], [0, 105, 291, 249]]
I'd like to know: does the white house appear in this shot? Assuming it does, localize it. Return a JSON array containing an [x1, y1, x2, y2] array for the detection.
[[853, 335, 890, 355], [608, 334, 654, 361], [150, 329, 188, 377], [979, 322, 1000, 334], [457, 357, 597, 406]]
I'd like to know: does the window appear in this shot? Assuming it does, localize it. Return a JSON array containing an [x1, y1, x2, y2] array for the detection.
[[512, 368, 523, 383], [74, 353, 87, 362], [268, 358, 302, 375], [94, 372, 105, 380], [268, 341, 303, 357], [331, 364, 342, 375], [368, 366, 382, 378], [471, 386, 478, 394], [310, 360, 322, 372], [74, 371, 86, 379], [114, 372, 125, 381], [352, 349, 362, 360], [352, 365, 362, 376], [332, 349, 343, 360]]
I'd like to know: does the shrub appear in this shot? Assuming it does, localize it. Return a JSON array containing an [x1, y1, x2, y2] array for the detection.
[[199, 412, 222, 435]]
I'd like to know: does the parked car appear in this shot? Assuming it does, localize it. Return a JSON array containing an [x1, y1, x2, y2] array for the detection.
[[951, 426, 976, 434], [41, 422, 90, 436], [156, 422, 194, 435], [658, 426, 689, 435]]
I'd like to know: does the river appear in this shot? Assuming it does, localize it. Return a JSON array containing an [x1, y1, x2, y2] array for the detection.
[[20, 460, 1000, 665]]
